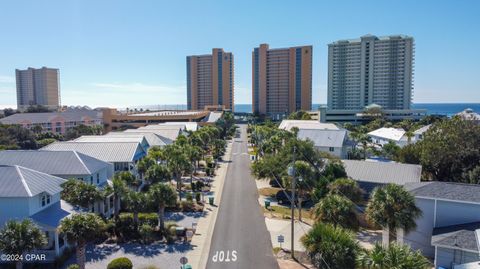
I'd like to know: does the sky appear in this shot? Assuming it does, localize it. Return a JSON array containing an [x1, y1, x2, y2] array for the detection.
[[0, 0, 479, 109]]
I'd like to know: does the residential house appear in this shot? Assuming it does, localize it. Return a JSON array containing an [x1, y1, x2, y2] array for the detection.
[[456, 108, 480, 124], [124, 126, 182, 141], [413, 124, 431, 142], [0, 150, 115, 217], [297, 129, 349, 158], [404, 182, 480, 269], [41, 142, 146, 174], [367, 127, 410, 147], [0, 165, 73, 259], [342, 160, 422, 196], [74, 135, 150, 152], [278, 120, 339, 132], [104, 132, 173, 147]]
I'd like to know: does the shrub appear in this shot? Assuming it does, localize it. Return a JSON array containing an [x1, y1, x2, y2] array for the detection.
[[186, 192, 193, 202], [181, 200, 195, 212], [165, 221, 177, 231], [107, 257, 133, 269], [139, 223, 154, 244], [67, 264, 80, 269]]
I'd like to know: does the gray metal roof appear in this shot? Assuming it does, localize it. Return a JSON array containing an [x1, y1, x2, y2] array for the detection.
[[30, 200, 77, 228], [413, 124, 431, 135], [0, 110, 102, 125], [405, 182, 480, 204], [41, 142, 145, 162], [124, 128, 180, 141], [298, 129, 347, 148], [432, 222, 480, 252], [105, 132, 172, 146], [343, 160, 422, 185], [0, 165, 65, 197], [0, 150, 111, 176]]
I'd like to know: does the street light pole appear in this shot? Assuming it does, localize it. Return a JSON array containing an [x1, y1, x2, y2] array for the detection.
[[289, 146, 296, 259]]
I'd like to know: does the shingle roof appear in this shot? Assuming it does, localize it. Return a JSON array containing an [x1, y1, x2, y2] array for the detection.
[[279, 120, 339, 131], [368, 127, 406, 141], [432, 222, 480, 252], [343, 160, 422, 185], [105, 132, 172, 146], [0, 150, 111, 176], [0, 110, 102, 125], [41, 142, 145, 162], [0, 165, 65, 197], [298, 129, 346, 148], [405, 182, 480, 204]]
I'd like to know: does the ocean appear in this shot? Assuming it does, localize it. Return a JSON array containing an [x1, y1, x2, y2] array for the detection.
[[234, 103, 480, 116]]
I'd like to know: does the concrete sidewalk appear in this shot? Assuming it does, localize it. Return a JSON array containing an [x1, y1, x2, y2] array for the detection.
[[187, 140, 233, 269], [265, 218, 311, 252]]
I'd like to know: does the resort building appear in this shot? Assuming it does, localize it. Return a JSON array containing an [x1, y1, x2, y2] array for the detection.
[[404, 182, 480, 269], [323, 35, 426, 123], [0, 108, 103, 135], [187, 48, 234, 111], [252, 44, 312, 119], [0, 165, 72, 259], [16, 67, 60, 111], [102, 108, 215, 132]]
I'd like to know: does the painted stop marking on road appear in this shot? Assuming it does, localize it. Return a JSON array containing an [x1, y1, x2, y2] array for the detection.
[[211, 250, 238, 263]]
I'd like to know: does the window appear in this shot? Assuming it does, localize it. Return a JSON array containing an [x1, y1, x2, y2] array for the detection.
[[90, 176, 93, 185], [41, 193, 51, 207], [96, 173, 100, 184], [329, 147, 335, 152]]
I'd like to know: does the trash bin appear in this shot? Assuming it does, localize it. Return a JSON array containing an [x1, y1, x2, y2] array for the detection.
[[175, 226, 185, 236], [209, 196, 214, 205], [264, 200, 271, 209], [182, 265, 192, 269]]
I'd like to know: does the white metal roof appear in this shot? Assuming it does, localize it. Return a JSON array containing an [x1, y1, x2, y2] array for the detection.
[[298, 129, 347, 148], [105, 132, 172, 146], [368, 127, 406, 141], [41, 142, 145, 163], [124, 128, 180, 141], [0, 150, 111, 176], [0, 165, 66, 197], [278, 120, 339, 131], [0, 110, 102, 125]]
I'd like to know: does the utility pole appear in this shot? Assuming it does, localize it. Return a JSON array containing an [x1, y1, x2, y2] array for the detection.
[[288, 146, 296, 259]]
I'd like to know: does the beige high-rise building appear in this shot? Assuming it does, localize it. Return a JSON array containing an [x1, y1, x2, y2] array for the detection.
[[16, 67, 60, 110], [186, 48, 234, 111], [252, 44, 312, 118]]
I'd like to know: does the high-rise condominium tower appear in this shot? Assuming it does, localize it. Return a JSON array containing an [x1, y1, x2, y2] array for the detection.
[[327, 35, 414, 111], [252, 44, 312, 117], [16, 67, 60, 111], [186, 48, 234, 111]]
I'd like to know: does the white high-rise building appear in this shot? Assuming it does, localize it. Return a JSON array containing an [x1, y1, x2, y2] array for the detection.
[[328, 35, 414, 111], [16, 67, 60, 111]]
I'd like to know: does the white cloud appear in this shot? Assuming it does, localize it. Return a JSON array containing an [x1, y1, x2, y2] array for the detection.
[[0, 76, 14, 83]]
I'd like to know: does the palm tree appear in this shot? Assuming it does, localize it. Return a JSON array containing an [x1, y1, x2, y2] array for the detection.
[[365, 184, 422, 246], [357, 243, 430, 269], [292, 160, 315, 222], [144, 163, 171, 185], [59, 213, 105, 269], [125, 190, 147, 226], [313, 194, 359, 230], [164, 144, 191, 196], [61, 179, 102, 210], [301, 222, 359, 269], [110, 175, 128, 220], [148, 183, 177, 231], [327, 178, 364, 203], [137, 156, 155, 180], [0, 219, 47, 269]]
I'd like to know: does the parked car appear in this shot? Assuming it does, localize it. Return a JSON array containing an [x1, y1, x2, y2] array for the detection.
[[275, 190, 311, 205]]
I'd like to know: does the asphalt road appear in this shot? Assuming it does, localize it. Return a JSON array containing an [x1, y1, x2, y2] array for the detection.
[[206, 124, 279, 269]]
